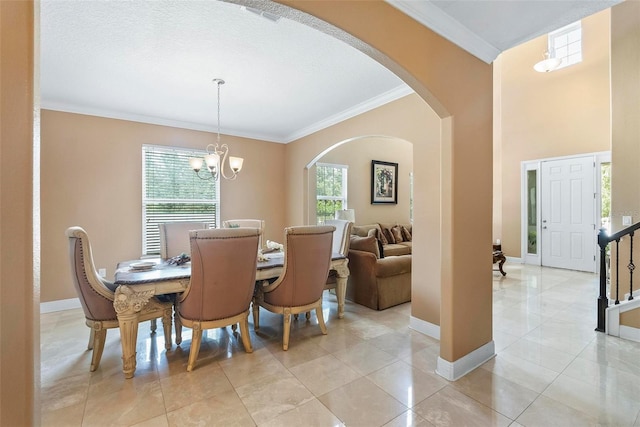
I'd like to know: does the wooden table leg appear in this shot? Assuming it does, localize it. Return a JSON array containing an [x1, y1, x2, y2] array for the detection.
[[498, 256, 507, 276], [333, 261, 350, 319], [117, 312, 140, 379], [493, 251, 507, 276], [114, 285, 155, 379]]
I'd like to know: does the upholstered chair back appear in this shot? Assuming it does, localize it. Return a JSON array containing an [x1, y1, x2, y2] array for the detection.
[[222, 219, 265, 249], [324, 219, 353, 256], [263, 225, 334, 307], [158, 221, 209, 260], [66, 227, 117, 322], [178, 228, 260, 321]]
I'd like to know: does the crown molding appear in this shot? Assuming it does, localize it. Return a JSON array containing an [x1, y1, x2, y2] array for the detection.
[[284, 84, 414, 143], [384, 0, 500, 64], [42, 84, 414, 144]]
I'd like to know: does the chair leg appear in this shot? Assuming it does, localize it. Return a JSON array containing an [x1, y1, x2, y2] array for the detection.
[[174, 307, 182, 346], [316, 304, 327, 335], [305, 312, 311, 320], [150, 318, 157, 333], [87, 328, 95, 350], [90, 327, 107, 372], [162, 307, 173, 350], [252, 300, 260, 330], [239, 316, 253, 353], [187, 324, 203, 372], [282, 311, 292, 351]]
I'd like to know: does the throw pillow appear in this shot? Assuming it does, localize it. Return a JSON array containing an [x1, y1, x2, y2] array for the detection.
[[349, 235, 380, 259], [391, 225, 404, 243], [401, 225, 412, 242], [367, 228, 385, 258], [376, 226, 388, 245], [382, 227, 396, 244]]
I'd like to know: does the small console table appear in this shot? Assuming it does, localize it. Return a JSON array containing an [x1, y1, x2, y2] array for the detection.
[[492, 244, 507, 276]]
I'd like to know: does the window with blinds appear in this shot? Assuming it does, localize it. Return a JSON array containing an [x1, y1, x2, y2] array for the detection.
[[316, 163, 348, 225], [142, 145, 219, 255]]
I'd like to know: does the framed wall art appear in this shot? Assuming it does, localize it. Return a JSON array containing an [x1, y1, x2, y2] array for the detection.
[[371, 160, 398, 204]]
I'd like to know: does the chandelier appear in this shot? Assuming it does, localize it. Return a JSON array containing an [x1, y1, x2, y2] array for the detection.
[[189, 78, 244, 180]]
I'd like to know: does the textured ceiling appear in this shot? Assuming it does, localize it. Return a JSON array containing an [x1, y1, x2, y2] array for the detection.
[[41, 0, 622, 144], [40, 0, 410, 143]]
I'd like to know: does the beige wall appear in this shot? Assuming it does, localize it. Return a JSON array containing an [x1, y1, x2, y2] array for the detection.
[[497, 10, 611, 256], [611, 1, 640, 329], [286, 93, 444, 329], [0, 1, 37, 423], [280, 0, 493, 362], [316, 136, 413, 226], [41, 110, 286, 302]]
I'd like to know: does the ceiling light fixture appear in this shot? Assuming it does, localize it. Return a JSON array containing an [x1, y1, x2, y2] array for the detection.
[[189, 78, 244, 181], [533, 50, 562, 73]]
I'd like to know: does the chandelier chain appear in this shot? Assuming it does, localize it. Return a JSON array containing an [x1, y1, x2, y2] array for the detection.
[[216, 79, 222, 145]]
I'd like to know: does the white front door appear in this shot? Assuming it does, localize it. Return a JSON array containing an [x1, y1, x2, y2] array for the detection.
[[540, 156, 596, 272]]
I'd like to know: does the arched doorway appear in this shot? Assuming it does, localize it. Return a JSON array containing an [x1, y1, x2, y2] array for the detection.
[[5, 3, 494, 423]]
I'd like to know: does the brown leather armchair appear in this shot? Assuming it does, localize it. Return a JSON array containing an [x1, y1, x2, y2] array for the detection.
[[253, 225, 335, 350], [176, 227, 260, 371], [66, 226, 173, 372]]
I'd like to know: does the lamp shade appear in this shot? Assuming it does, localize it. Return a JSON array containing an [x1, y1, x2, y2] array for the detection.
[[229, 156, 244, 172], [533, 51, 562, 73], [335, 209, 355, 223]]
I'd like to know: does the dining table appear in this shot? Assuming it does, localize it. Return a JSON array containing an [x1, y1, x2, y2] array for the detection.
[[112, 251, 349, 378]]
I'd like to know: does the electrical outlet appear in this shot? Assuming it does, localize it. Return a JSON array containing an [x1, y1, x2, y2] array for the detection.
[[98, 268, 107, 277], [623, 216, 632, 226]]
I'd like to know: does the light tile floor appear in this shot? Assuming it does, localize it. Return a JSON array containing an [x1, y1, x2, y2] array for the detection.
[[41, 264, 640, 426]]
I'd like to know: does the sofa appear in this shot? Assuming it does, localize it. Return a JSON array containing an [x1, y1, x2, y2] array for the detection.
[[346, 223, 412, 310]]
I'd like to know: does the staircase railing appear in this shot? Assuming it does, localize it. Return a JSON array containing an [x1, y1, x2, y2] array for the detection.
[[597, 223, 640, 332]]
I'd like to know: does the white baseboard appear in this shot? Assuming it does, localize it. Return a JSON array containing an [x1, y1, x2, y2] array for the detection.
[[40, 298, 81, 314], [435, 340, 495, 381], [409, 315, 440, 340], [619, 325, 640, 343], [505, 256, 522, 264]]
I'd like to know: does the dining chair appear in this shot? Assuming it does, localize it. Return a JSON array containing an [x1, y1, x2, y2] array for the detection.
[[65, 226, 173, 372], [298, 219, 352, 321], [222, 219, 265, 250], [176, 227, 261, 371], [323, 218, 352, 289], [157, 221, 209, 342], [253, 225, 335, 350], [158, 221, 210, 260]]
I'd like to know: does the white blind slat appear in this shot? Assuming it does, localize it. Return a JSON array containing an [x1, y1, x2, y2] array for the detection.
[[142, 145, 220, 255]]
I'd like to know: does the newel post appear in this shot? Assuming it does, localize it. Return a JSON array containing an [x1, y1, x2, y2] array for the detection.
[[596, 227, 609, 332]]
